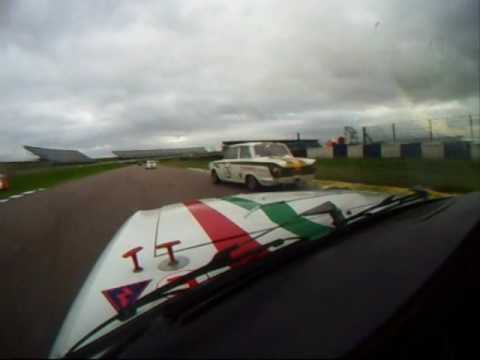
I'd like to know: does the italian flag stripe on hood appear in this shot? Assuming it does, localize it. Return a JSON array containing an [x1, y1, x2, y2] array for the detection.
[[223, 196, 331, 239]]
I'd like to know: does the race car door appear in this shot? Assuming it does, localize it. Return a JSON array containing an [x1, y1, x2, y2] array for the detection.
[[218, 147, 238, 181], [230, 145, 253, 183]]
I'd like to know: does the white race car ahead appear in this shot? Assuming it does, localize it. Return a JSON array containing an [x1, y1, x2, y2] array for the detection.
[[209, 142, 316, 190]]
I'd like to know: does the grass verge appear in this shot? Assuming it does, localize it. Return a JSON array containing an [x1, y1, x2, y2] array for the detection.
[[311, 179, 454, 197], [0, 162, 129, 199], [314, 158, 480, 193], [157, 157, 480, 194]]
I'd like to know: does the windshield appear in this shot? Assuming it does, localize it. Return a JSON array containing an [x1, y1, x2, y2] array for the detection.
[[254, 144, 292, 157]]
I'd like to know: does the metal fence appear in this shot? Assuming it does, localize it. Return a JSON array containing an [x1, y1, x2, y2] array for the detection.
[[360, 114, 480, 144]]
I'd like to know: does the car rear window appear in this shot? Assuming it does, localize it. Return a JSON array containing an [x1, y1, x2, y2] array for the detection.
[[254, 143, 291, 157], [239, 146, 252, 159], [224, 147, 238, 159]]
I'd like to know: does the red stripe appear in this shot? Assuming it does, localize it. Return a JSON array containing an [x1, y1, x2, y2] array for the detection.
[[184, 200, 265, 263]]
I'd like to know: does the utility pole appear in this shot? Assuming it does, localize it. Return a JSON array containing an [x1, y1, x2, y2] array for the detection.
[[362, 126, 373, 144], [469, 114, 474, 140], [392, 123, 396, 143], [428, 119, 433, 142]]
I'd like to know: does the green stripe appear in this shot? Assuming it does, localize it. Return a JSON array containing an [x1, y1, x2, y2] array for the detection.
[[223, 196, 258, 210], [223, 196, 331, 239]]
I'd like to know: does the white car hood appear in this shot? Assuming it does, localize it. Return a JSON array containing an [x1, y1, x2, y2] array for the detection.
[[50, 190, 386, 357]]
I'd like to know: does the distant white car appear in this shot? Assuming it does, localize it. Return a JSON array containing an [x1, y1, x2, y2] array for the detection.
[[209, 142, 316, 190], [144, 160, 157, 170]]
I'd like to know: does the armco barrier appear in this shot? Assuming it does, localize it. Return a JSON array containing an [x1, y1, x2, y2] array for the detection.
[[421, 143, 445, 159], [310, 142, 478, 160], [308, 147, 334, 159], [445, 142, 471, 160], [306, 147, 322, 158], [381, 144, 401, 158], [333, 144, 347, 158], [363, 144, 381, 158], [401, 143, 421, 159], [347, 145, 363, 158]]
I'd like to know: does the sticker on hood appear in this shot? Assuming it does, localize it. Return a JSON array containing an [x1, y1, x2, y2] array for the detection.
[[102, 280, 151, 313]]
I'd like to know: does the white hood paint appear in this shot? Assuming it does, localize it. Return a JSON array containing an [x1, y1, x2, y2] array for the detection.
[[50, 190, 386, 358]]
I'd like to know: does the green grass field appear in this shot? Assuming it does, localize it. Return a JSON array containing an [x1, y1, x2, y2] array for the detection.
[[159, 157, 480, 193], [2, 158, 478, 199], [0, 162, 129, 199], [313, 158, 480, 193]]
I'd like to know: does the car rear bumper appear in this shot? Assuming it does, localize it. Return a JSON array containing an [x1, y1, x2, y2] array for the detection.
[[258, 174, 315, 186]]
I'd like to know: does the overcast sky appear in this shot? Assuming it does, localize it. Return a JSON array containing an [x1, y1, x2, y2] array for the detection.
[[0, 0, 478, 160]]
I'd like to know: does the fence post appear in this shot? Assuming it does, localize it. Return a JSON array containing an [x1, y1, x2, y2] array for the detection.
[[469, 114, 474, 140], [428, 119, 433, 142], [362, 127, 373, 144], [392, 123, 396, 143]]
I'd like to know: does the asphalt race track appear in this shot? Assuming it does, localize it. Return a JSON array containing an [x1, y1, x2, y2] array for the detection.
[[0, 165, 250, 357]]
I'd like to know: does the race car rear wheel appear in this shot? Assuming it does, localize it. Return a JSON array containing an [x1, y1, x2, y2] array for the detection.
[[211, 170, 221, 184], [246, 175, 260, 191]]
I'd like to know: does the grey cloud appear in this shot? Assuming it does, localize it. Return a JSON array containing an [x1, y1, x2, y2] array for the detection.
[[0, 0, 478, 160]]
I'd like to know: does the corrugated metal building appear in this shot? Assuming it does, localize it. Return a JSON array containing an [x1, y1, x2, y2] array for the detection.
[[24, 146, 93, 164], [112, 147, 208, 159]]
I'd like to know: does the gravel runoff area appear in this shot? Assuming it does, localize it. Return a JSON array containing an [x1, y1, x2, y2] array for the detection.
[[0, 165, 254, 358]]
